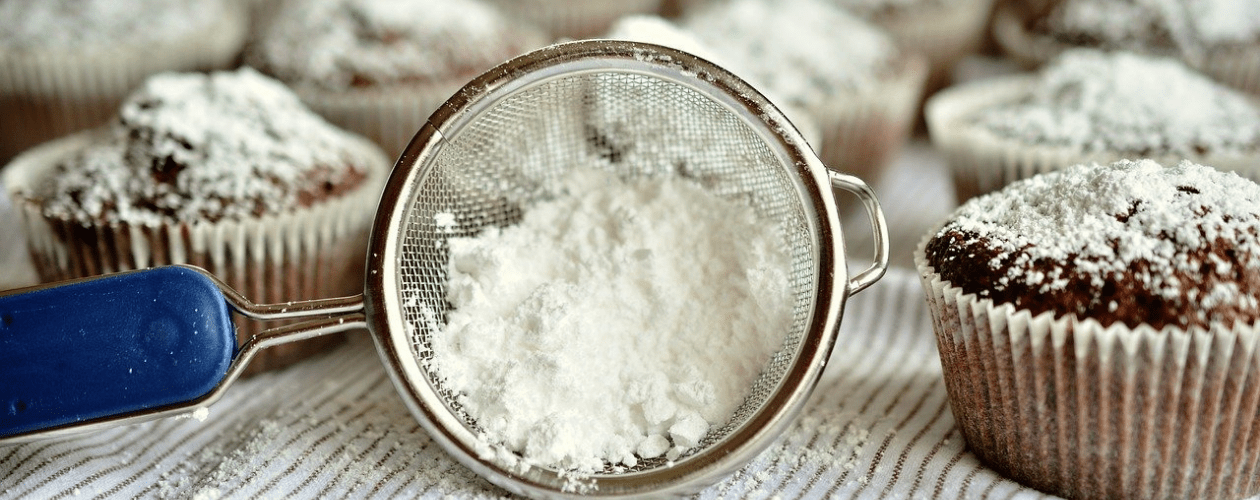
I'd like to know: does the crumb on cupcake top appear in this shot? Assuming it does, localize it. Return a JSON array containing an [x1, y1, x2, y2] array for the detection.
[[684, 0, 900, 106], [925, 159, 1260, 330], [0, 0, 231, 50], [245, 0, 545, 91], [39, 68, 381, 225], [974, 50, 1260, 157], [1035, 0, 1260, 58]]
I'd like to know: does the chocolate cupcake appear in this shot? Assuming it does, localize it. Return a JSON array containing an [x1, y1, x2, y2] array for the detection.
[[916, 159, 1260, 499], [244, 0, 549, 158], [927, 49, 1260, 202], [992, 0, 1260, 96], [683, 0, 927, 182], [0, 0, 248, 164], [3, 68, 390, 374]]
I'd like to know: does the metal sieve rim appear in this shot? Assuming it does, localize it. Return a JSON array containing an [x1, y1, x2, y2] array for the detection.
[[362, 40, 853, 499]]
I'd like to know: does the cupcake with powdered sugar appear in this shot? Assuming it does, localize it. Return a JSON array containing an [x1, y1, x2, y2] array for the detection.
[[244, 0, 549, 158], [599, 15, 823, 148], [0, 0, 248, 163], [927, 49, 1260, 202], [3, 68, 391, 374], [683, 0, 928, 182], [916, 159, 1260, 500], [833, 0, 997, 93], [992, 0, 1260, 96], [486, 0, 664, 40]]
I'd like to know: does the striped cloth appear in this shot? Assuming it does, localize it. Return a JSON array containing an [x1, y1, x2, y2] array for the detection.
[[0, 268, 1062, 499], [0, 141, 1068, 499]]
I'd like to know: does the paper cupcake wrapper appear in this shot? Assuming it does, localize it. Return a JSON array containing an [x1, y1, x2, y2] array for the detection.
[[865, 0, 996, 91], [4, 130, 390, 375], [492, 0, 664, 39], [296, 81, 467, 160], [925, 75, 1260, 203], [0, 3, 248, 162], [810, 54, 928, 183], [913, 232, 1260, 500], [991, 3, 1260, 97]]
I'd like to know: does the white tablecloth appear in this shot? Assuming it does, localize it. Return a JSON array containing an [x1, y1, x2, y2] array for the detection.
[[0, 140, 1068, 499]]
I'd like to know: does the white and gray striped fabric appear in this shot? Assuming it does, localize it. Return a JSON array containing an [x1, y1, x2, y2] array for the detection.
[[0, 141, 1069, 499], [0, 268, 1061, 499]]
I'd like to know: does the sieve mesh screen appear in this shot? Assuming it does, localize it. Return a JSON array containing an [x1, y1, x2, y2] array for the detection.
[[395, 69, 819, 474]]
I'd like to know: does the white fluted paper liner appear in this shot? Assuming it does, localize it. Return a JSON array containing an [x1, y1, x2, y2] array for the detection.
[[295, 81, 465, 160], [3, 130, 390, 375], [991, 2, 1260, 97], [925, 75, 1260, 203], [489, 0, 663, 40], [811, 54, 928, 182], [0, 4, 248, 162], [913, 230, 1260, 500], [865, 0, 996, 91]]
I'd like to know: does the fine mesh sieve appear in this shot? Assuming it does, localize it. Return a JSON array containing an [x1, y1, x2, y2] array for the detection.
[[0, 41, 887, 498], [365, 40, 888, 497]]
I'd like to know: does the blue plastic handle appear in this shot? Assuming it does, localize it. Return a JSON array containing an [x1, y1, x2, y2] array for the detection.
[[0, 266, 235, 437]]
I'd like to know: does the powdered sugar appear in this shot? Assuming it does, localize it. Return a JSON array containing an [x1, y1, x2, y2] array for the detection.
[[246, 0, 543, 91], [940, 159, 1260, 301], [1042, 0, 1260, 58], [605, 15, 724, 63], [834, 0, 965, 14], [0, 0, 228, 49], [684, 0, 899, 106], [428, 166, 792, 475], [975, 50, 1260, 156]]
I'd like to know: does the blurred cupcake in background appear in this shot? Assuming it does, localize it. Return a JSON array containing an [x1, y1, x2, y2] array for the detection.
[[0, 0, 248, 164], [601, 15, 823, 147], [926, 49, 1260, 202], [684, 0, 928, 183], [833, 0, 998, 93], [3, 68, 391, 374], [992, 0, 1260, 96], [244, 0, 550, 159], [485, 0, 664, 40]]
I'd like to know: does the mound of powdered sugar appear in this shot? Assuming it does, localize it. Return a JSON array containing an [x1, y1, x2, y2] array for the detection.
[[426, 166, 793, 475], [974, 50, 1260, 156], [40, 68, 380, 225], [926, 159, 1260, 329]]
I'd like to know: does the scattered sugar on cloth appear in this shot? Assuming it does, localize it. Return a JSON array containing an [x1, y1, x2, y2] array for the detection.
[[427, 166, 793, 474]]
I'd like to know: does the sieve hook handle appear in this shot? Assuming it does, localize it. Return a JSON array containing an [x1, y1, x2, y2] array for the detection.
[[0, 265, 365, 445], [830, 171, 889, 294]]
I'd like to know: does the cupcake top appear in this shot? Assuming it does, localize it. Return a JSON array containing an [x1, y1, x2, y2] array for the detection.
[[605, 15, 723, 63], [973, 50, 1260, 157], [684, 0, 901, 106], [0, 0, 233, 50], [38, 68, 382, 225], [1033, 0, 1260, 58], [833, 0, 970, 16], [925, 159, 1260, 330], [244, 0, 546, 92]]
